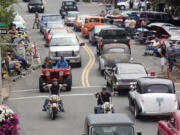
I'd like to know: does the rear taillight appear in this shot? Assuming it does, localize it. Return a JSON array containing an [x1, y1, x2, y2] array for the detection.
[[100, 41, 103, 47], [128, 40, 130, 47], [141, 98, 144, 103], [150, 72, 155, 76]]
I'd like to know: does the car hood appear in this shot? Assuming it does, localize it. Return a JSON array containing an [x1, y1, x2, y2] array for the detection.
[[116, 74, 147, 80], [102, 53, 131, 67], [50, 45, 79, 52]]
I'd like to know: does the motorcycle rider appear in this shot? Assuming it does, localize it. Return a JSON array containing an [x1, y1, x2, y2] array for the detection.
[[42, 57, 53, 69], [95, 87, 112, 114], [42, 78, 65, 112], [56, 56, 68, 69]]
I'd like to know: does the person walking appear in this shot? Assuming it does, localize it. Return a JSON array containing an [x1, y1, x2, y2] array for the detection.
[[33, 12, 40, 29], [124, 18, 130, 34], [159, 43, 167, 72], [167, 42, 176, 72], [129, 18, 136, 38], [129, 0, 134, 10]]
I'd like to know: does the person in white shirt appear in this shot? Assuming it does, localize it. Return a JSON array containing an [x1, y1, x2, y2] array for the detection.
[[124, 18, 130, 33]]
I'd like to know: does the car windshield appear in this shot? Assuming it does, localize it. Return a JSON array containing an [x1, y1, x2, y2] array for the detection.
[[50, 29, 67, 35], [30, 0, 42, 4], [47, 23, 63, 28], [118, 65, 146, 74], [91, 125, 134, 135], [102, 30, 127, 38], [42, 16, 61, 21], [50, 37, 79, 46], [106, 48, 127, 53], [64, 1, 74, 6], [144, 84, 171, 93], [68, 12, 78, 17]]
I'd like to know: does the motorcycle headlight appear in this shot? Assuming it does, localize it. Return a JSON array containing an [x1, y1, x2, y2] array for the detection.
[[59, 71, 64, 76], [45, 72, 50, 76]]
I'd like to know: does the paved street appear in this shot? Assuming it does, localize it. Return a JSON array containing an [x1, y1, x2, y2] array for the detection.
[[5, 0, 180, 135]]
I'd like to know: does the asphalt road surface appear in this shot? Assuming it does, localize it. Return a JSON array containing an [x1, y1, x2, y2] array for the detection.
[[6, 0, 180, 135]]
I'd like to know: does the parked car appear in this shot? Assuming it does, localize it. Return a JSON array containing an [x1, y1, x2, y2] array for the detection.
[[82, 113, 142, 135], [128, 77, 178, 119], [96, 28, 130, 55], [73, 15, 88, 31], [157, 110, 180, 135], [45, 27, 68, 46], [81, 16, 104, 38], [89, 25, 116, 45], [49, 33, 85, 67], [40, 14, 62, 34], [64, 11, 79, 26], [105, 63, 148, 93], [59, 0, 78, 18], [28, 0, 44, 13], [43, 21, 64, 36], [99, 43, 131, 75], [117, 0, 140, 10]]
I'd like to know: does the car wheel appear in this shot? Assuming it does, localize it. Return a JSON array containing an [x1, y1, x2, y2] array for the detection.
[[39, 77, 45, 92], [119, 5, 126, 10], [134, 103, 140, 119]]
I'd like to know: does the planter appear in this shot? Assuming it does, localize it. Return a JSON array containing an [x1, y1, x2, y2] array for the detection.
[[0, 104, 20, 135]]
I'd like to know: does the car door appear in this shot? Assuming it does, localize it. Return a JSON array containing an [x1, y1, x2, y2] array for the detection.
[[133, 82, 142, 106]]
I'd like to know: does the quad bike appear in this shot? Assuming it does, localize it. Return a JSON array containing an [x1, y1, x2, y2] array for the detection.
[[39, 66, 72, 92]]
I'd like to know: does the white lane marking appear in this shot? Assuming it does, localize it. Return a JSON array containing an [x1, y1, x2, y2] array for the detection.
[[9, 93, 94, 101], [11, 85, 104, 93]]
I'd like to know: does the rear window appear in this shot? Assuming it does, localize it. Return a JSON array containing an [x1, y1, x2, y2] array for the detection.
[[89, 18, 100, 23], [102, 30, 127, 38], [144, 84, 171, 93]]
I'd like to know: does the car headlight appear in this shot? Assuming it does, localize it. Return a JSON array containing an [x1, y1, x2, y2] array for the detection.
[[74, 50, 80, 56], [29, 5, 33, 8], [59, 71, 64, 76], [45, 72, 50, 76], [41, 5, 44, 8]]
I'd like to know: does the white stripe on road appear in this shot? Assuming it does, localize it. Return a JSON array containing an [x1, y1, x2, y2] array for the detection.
[[11, 85, 104, 93], [9, 93, 94, 101]]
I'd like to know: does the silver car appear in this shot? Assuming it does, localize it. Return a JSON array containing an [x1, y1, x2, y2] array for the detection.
[[49, 33, 84, 67], [43, 21, 64, 35], [64, 11, 79, 26], [128, 77, 179, 119]]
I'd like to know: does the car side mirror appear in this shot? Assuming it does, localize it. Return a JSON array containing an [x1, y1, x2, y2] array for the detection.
[[137, 132, 142, 135], [80, 42, 85, 46]]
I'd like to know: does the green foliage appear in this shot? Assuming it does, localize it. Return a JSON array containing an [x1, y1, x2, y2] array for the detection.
[[112, 9, 120, 15], [0, 35, 11, 59]]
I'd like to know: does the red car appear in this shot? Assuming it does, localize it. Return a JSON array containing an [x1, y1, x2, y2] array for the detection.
[[158, 110, 180, 135], [45, 27, 68, 46]]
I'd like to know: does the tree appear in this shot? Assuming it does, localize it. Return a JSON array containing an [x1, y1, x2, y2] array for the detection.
[[0, 0, 18, 27]]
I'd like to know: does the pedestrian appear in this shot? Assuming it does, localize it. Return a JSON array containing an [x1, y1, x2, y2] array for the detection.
[[129, 0, 134, 10], [140, 0, 146, 11], [8, 25, 17, 43], [124, 18, 130, 34], [33, 12, 40, 29], [167, 42, 176, 72], [129, 18, 136, 38], [158, 43, 167, 72]]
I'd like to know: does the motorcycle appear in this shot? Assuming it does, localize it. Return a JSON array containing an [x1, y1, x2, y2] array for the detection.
[[44, 84, 65, 120], [94, 92, 114, 114]]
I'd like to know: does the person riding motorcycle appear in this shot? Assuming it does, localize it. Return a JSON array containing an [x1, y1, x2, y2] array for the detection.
[[95, 87, 112, 114], [56, 56, 68, 69], [42, 78, 65, 112], [42, 57, 53, 69]]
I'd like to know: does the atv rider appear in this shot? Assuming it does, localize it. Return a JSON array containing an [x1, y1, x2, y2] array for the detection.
[[95, 87, 113, 114], [56, 56, 68, 69], [42, 57, 53, 69], [42, 78, 65, 112]]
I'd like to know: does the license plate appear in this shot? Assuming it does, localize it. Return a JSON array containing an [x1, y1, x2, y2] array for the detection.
[[156, 97, 163, 103]]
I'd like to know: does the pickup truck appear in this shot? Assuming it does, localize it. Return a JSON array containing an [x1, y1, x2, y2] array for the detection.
[[96, 27, 130, 55]]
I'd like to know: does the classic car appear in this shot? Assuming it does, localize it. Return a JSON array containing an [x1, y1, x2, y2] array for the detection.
[[64, 11, 79, 26], [59, 0, 78, 18], [99, 43, 131, 75], [45, 27, 68, 46], [82, 113, 142, 135], [49, 33, 84, 67], [81, 16, 104, 38], [96, 28, 130, 55], [89, 25, 116, 45], [104, 63, 147, 92], [117, 0, 140, 10], [157, 110, 180, 135], [128, 77, 178, 119], [73, 15, 88, 31], [28, 0, 44, 13], [39, 14, 62, 34]]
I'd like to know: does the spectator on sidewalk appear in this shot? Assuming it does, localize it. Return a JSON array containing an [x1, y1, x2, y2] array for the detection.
[[124, 18, 130, 33], [129, 18, 136, 38], [129, 0, 134, 10], [140, 0, 146, 11], [167, 42, 176, 72], [159, 43, 167, 72], [8, 25, 17, 43]]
